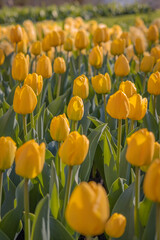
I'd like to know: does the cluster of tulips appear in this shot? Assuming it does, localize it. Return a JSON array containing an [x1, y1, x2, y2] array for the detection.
[[0, 15, 159, 240]]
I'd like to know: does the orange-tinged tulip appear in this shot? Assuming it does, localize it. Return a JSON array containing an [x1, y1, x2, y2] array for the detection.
[[93, 27, 109, 45], [105, 213, 126, 238], [89, 45, 103, 69], [31, 41, 42, 56], [42, 34, 51, 53], [36, 54, 52, 79], [67, 96, 84, 121], [15, 140, 45, 179], [147, 72, 160, 95], [151, 46, 160, 63], [75, 30, 89, 50], [120, 31, 131, 47], [0, 137, 16, 170], [73, 75, 89, 99], [17, 40, 27, 54], [58, 30, 66, 45], [53, 57, 66, 74], [10, 24, 23, 43], [135, 37, 145, 55], [50, 30, 61, 47], [12, 53, 28, 82], [13, 85, 37, 115], [24, 73, 43, 96], [140, 56, 154, 73], [106, 90, 130, 119], [126, 128, 155, 166], [111, 38, 125, 56], [65, 181, 110, 236], [148, 25, 159, 42], [50, 113, 70, 142], [91, 73, 111, 94], [119, 80, 137, 98], [64, 37, 73, 52], [114, 54, 130, 77], [128, 94, 147, 120], [59, 131, 89, 166]]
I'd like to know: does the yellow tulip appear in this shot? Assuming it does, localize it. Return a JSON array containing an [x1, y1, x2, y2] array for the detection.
[[50, 30, 61, 47], [50, 113, 70, 142], [106, 90, 130, 119], [89, 45, 103, 69], [24, 73, 43, 96], [75, 30, 89, 50], [93, 27, 109, 45], [73, 75, 89, 99], [140, 56, 154, 73], [10, 24, 23, 43], [59, 131, 89, 166], [36, 54, 52, 79], [128, 94, 147, 120], [120, 32, 131, 47], [58, 30, 66, 45], [135, 37, 145, 55], [65, 181, 110, 236], [0, 137, 16, 170], [0, 48, 5, 65], [31, 41, 42, 56], [42, 34, 51, 52], [15, 140, 45, 179], [105, 213, 126, 238], [64, 37, 73, 52], [111, 38, 125, 56], [147, 72, 160, 95], [153, 59, 160, 72], [17, 40, 27, 54], [67, 96, 84, 121], [153, 142, 160, 160], [53, 57, 66, 74], [91, 73, 111, 94], [151, 46, 160, 63], [12, 53, 28, 82], [13, 85, 37, 115], [114, 54, 130, 77], [148, 25, 159, 42], [119, 80, 137, 98], [126, 128, 155, 166]]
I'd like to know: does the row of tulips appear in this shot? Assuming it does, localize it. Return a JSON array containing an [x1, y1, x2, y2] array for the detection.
[[0, 15, 159, 240]]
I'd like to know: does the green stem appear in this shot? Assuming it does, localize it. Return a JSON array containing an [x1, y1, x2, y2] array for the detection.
[[36, 91, 42, 114], [134, 167, 140, 239], [0, 171, 3, 221], [156, 203, 160, 240], [85, 237, 92, 240], [125, 118, 128, 137], [66, 51, 69, 64], [56, 74, 61, 98], [79, 50, 81, 75], [23, 115, 27, 139], [15, 43, 18, 54], [130, 119, 134, 132], [153, 95, 156, 117], [24, 178, 30, 240], [30, 112, 34, 129], [34, 56, 37, 73], [54, 47, 57, 59], [71, 120, 77, 132], [117, 119, 122, 173], [142, 73, 147, 94], [62, 166, 73, 219], [103, 94, 107, 122]]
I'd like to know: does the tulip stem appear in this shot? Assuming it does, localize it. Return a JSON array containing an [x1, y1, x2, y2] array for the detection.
[[0, 171, 3, 221], [130, 120, 134, 132], [117, 119, 122, 173], [156, 203, 160, 240], [153, 95, 156, 117], [24, 178, 30, 240], [134, 167, 140, 239], [62, 165, 73, 220], [72, 120, 77, 132], [125, 118, 128, 137], [66, 52, 69, 64], [34, 56, 37, 73], [103, 94, 107, 122], [30, 112, 34, 129], [142, 73, 147, 93], [79, 50, 82, 75], [23, 115, 27, 139], [86, 237, 92, 240], [57, 74, 61, 98], [54, 47, 57, 59]]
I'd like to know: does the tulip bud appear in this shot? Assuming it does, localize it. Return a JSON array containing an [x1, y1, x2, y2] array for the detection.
[[143, 159, 160, 202], [73, 75, 89, 99], [65, 181, 110, 236], [91, 73, 111, 94], [58, 30, 66, 45], [75, 30, 89, 50], [64, 37, 73, 52], [89, 45, 103, 69], [135, 37, 145, 55], [12, 53, 29, 82], [119, 80, 137, 98], [0, 137, 16, 170], [15, 140, 45, 179], [31, 41, 42, 56], [128, 94, 147, 120], [106, 90, 130, 119], [50, 113, 70, 142], [67, 96, 84, 121], [140, 56, 154, 73], [105, 213, 126, 238], [50, 30, 61, 47], [10, 24, 23, 43], [151, 46, 160, 63], [13, 85, 37, 115], [114, 54, 130, 77], [36, 54, 52, 79], [17, 40, 27, 54], [148, 25, 159, 42], [147, 72, 160, 95], [126, 128, 155, 166], [111, 38, 125, 56], [24, 73, 43, 96], [120, 32, 131, 47], [93, 27, 109, 45], [53, 57, 66, 74], [153, 59, 160, 72], [42, 34, 51, 52], [0, 48, 5, 66]]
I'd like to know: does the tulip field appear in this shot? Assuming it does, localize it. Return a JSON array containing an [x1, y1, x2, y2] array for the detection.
[[0, 6, 160, 240]]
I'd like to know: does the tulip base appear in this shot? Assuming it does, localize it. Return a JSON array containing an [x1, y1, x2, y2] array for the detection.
[[24, 178, 30, 240], [156, 203, 160, 240]]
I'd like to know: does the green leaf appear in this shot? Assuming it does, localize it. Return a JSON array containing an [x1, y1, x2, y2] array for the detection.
[[0, 230, 10, 240], [142, 204, 156, 240], [31, 195, 50, 240], [142, 111, 159, 140], [139, 198, 152, 227]]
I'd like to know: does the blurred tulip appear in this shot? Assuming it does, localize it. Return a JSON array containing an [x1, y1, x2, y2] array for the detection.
[[148, 72, 160, 95], [120, 32, 131, 47], [64, 37, 73, 52], [0, 49, 5, 65], [153, 59, 160, 72], [67, 96, 84, 121], [58, 30, 66, 45], [36, 54, 52, 78], [50, 30, 61, 47], [135, 37, 145, 55], [75, 30, 89, 50], [148, 25, 159, 42], [31, 41, 42, 56], [10, 24, 23, 43], [17, 40, 27, 54], [12, 53, 28, 81], [50, 113, 70, 142], [89, 45, 103, 69], [119, 80, 137, 98], [111, 38, 125, 56], [128, 94, 147, 120], [151, 46, 160, 63], [140, 56, 154, 73], [126, 128, 155, 166], [91, 73, 111, 94], [93, 27, 109, 45], [73, 74, 89, 99], [24, 73, 43, 96], [15, 140, 45, 179], [13, 85, 37, 115], [53, 57, 66, 74], [65, 181, 110, 236], [105, 213, 126, 238], [114, 54, 130, 77], [42, 34, 51, 52]]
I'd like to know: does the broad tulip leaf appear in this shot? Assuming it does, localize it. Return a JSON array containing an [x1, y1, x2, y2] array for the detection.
[[142, 203, 156, 240], [0, 230, 10, 240], [142, 111, 159, 140], [139, 198, 152, 227]]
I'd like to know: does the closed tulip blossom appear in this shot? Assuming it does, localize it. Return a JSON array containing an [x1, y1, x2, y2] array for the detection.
[[128, 94, 147, 121], [36, 54, 52, 79], [111, 38, 125, 56], [65, 181, 110, 236], [93, 27, 109, 45], [64, 37, 73, 52], [114, 54, 130, 77], [67, 96, 84, 121], [119, 80, 137, 98], [75, 29, 89, 50], [89, 45, 103, 69], [17, 40, 27, 54], [148, 72, 160, 96], [50, 30, 61, 47], [12, 53, 29, 82], [148, 25, 159, 43], [42, 34, 51, 52], [105, 213, 126, 238], [24, 73, 43, 96], [135, 37, 145, 55], [30, 41, 42, 56], [91, 73, 111, 94], [53, 57, 66, 74], [151, 46, 160, 63], [0, 49, 5, 66], [73, 75, 89, 99], [140, 56, 154, 73], [10, 24, 23, 44]]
